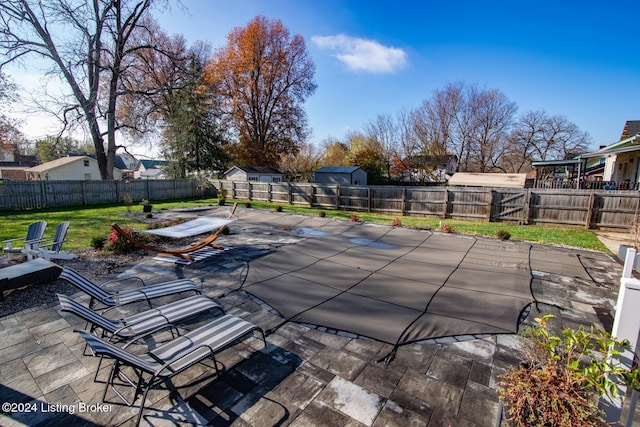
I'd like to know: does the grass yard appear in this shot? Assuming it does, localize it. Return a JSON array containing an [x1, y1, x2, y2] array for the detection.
[[0, 197, 610, 252]]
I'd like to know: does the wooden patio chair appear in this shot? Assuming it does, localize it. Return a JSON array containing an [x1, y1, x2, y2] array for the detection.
[[2, 221, 47, 260]]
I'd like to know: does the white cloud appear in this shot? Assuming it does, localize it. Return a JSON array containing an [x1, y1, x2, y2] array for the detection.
[[312, 34, 408, 74]]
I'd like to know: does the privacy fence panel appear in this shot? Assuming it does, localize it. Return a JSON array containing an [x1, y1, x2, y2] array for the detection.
[[213, 180, 636, 230], [529, 190, 592, 226], [490, 190, 528, 223], [0, 179, 199, 210]]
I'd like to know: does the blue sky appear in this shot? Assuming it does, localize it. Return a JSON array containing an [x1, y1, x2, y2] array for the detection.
[[8, 0, 640, 153]]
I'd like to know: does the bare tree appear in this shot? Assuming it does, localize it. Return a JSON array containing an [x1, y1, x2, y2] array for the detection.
[[0, 0, 159, 179], [506, 110, 592, 172], [468, 87, 517, 172], [411, 82, 518, 173], [279, 141, 321, 182], [364, 114, 400, 179]]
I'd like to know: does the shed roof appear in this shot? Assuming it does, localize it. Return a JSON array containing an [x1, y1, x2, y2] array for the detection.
[[448, 173, 527, 188], [315, 166, 362, 173], [226, 166, 282, 175]]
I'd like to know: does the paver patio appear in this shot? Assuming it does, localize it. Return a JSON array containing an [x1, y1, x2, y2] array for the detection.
[[0, 206, 637, 426]]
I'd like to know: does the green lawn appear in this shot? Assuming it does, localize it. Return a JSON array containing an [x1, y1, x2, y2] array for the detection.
[[0, 197, 610, 253]]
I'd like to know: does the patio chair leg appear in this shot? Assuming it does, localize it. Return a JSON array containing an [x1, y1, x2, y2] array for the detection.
[[134, 379, 156, 427]]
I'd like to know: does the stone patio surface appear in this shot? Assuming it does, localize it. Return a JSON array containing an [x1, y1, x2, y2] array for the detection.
[[0, 206, 637, 426]]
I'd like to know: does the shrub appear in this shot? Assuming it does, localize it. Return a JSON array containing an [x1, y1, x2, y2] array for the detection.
[[275, 205, 283, 212], [122, 193, 133, 213], [497, 229, 511, 240], [498, 314, 640, 426], [318, 210, 326, 217], [350, 213, 360, 222], [90, 236, 107, 250], [441, 223, 453, 233], [103, 226, 151, 254], [390, 217, 402, 227]]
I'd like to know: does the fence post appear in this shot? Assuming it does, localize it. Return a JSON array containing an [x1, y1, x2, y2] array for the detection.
[[368, 187, 372, 213], [335, 185, 340, 209], [487, 190, 494, 222], [442, 189, 449, 218], [288, 182, 293, 204], [522, 189, 531, 225], [41, 181, 48, 208], [248, 181, 252, 201], [585, 192, 596, 228], [401, 187, 407, 216], [81, 181, 87, 205], [267, 183, 271, 202]]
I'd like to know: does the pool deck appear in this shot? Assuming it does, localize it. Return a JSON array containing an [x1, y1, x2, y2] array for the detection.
[[0, 207, 637, 426]]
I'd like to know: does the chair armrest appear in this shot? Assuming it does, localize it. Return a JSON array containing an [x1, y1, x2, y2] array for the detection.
[[120, 323, 182, 347], [2, 237, 24, 244], [2, 237, 23, 249], [154, 343, 216, 376], [100, 276, 145, 289]]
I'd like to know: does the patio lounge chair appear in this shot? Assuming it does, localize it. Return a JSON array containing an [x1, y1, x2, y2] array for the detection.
[[25, 221, 76, 261], [76, 314, 265, 426], [59, 267, 201, 309], [111, 219, 231, 262], [2, 221, 47, 260], [57, 293, 224, 342]]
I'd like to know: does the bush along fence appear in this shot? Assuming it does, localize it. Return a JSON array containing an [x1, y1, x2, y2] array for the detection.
[[214, 180, 639, 230], [0, 179, 205, 210]]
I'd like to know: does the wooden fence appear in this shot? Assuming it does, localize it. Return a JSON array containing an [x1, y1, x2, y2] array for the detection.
[[216, 180, 639, 230], [0, 179, 202, 210]]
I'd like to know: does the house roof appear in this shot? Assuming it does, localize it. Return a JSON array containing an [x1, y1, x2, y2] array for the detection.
[[404, 155, 458, 165], [140, 159, 168, 169], [448, 173, 527, 188], [140, 168, 165, 178], [28, 156, 92, 172], [28, 155, 122, 172], [621, 120, 640, 140], [579, 134, 640, 159], [315, 166, 362, 174], [225, 166, 283, 175]]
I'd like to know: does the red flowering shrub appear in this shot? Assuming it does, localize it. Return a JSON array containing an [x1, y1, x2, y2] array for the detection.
[[103, 226, 151, 254]]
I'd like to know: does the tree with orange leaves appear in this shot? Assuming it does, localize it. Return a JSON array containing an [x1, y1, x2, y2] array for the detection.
[[205, 15, 316, 167]]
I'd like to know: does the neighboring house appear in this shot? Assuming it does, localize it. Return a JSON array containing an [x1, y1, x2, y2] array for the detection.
[[398, 154, 458, 182], [579, 131, 640, 189], [0, 144, 39, 180], [26, 155, 123, 180], [135, 159, 169, 179], [224, 166, 283, 183], [532, 120, 640, 189], [314, 166, 367, 186], [140, 168, 167, 180]]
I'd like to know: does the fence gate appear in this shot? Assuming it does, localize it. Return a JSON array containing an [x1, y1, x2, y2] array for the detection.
[[490, 190, 528, 223]]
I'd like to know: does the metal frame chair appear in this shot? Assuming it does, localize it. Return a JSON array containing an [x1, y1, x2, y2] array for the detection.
[[59, 267, 201, 309], [75, 314, 265, 426]]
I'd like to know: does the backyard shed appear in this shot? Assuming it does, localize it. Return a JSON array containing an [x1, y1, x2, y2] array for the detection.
[[314, 166, 367, 185], [224, 166, 283, 183], [448, 173, 527, 188]]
